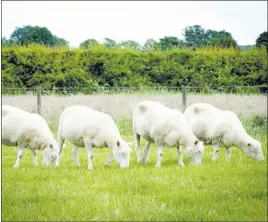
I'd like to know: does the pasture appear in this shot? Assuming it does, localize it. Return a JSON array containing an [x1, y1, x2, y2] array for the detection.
[[2, 92, 267, 221]]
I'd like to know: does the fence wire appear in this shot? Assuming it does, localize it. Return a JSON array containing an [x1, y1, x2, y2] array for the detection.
[[2, 85, 268, 96], [2, 85, 267, 141]]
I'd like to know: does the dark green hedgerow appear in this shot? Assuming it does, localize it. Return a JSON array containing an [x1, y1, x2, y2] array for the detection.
[[1, 45, 267, 93]]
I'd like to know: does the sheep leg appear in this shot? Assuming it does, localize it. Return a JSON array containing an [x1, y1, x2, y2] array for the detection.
[[84, 141, 94, 170], [58, 136, 65, 155], [212, 142, 219, 161], [142, 141, 151, 163], [177, 145, 184, 167], [14, 147, 24, 168], [72, 145, 80, 166], [32, 150, 38, 166], [55, 136, 65, 167], [226, 147, 231, 161], [104, 153, 113, 166], [155, 145, 163, 167], [134, 133, 142, 163]]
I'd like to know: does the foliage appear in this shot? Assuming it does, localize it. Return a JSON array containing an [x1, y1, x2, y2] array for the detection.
[[2, 37, 16, 47], [158, 36, 185, 50], [79, 39, 100, 49], [10, 25, 69, 46], [119, 40, 141, 50], [206, 30, 237, 48], [143, 39, 160, 50], [256, 31, 268, 50], [183, 25, 237, 48], [1, 45, 267, 93], [183, 25, 208, 47], [103, 38, 117, 48]]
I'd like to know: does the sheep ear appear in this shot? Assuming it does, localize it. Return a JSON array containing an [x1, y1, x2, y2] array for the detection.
[[194, 140, 198, 145], [117, 141, 120, 147]]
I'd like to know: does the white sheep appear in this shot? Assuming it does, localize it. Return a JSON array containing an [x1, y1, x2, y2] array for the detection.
[[2, 105, 59, 167], [57, 105, 132, 169], [132, 101, 204, 167], [183, 103, 264, 162], [2, 104, 23, 117]]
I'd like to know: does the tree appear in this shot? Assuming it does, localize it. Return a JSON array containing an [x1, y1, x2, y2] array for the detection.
[[10, 25, 68, 46], [183, 25, 237, 48], [120, 40, 141, 50], [256, 31, 268, 49], [55, 37, 69, 46], [79, 39, 100, 49], [206, 30, 237, 48], [103, 38, 117, 48], [158, 36, 185, 50], [2, 37, 7, 45], [182, 25, 207, 47], [143, 39, 159, 50]]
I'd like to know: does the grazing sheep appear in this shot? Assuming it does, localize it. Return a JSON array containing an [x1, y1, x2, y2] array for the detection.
[[57, 105, 132, 169], [183, 103, 264, 162], [2, 105, 59, 167], [132, 101, 204, 167], [2, 104, 23, 117]]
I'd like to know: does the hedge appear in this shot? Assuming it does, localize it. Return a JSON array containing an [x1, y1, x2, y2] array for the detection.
[[1, 44, 267, 93]]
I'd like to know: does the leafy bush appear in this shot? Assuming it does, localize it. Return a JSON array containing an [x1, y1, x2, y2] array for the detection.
[[1, 44, 267, 94]]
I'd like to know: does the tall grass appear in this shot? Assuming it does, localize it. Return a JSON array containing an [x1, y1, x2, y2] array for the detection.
[[2, 93, 267, 123]]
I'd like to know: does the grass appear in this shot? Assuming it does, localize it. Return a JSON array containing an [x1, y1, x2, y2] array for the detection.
[[2, 122, 267, 221], [2, 93, 268, 221]]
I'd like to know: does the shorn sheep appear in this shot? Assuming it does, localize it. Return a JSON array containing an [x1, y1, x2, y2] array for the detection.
[[183, 103, 264, 162], [132, 101, 204, 167], [2, 105, 59, 167], [57, 105, 132, 169]]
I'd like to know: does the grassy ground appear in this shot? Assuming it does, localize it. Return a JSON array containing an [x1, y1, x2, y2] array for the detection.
[[2, 93, 267, 221], [2, 120, 267, 221]]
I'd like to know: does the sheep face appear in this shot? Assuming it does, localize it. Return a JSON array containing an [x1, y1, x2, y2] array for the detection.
[[42, 147, 52, 166], [42, 142, 59, 166], [50, 142, 60, 164], [243, 139, 264, 161], [113, 141, 132, 169], [184, 140, 204, 165]]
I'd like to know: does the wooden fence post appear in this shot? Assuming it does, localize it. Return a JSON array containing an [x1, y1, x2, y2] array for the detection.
[[182, 85, 187, 112], [37, 86, 41, 115]]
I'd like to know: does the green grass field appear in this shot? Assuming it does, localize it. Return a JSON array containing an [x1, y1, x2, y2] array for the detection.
[[2, 118, 267, 221]]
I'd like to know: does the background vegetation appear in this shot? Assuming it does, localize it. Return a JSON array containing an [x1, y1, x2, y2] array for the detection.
[[2, 45, 267, 93], [2, 25, 267, 94]]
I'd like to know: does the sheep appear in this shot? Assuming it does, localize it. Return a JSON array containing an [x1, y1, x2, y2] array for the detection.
[[2, 105, 59, 168], [2, 104, 23, 117], [132, 101, 204, 167], [57, 105, 132, 169], [183, 103, 264, 162]]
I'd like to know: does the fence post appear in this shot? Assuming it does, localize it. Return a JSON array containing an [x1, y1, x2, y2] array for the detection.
[[182, 85, 187, 112], [37, 86, 41, 115]]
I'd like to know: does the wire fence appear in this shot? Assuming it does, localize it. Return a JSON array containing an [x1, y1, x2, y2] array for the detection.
[[1, 85, 268, 96]]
